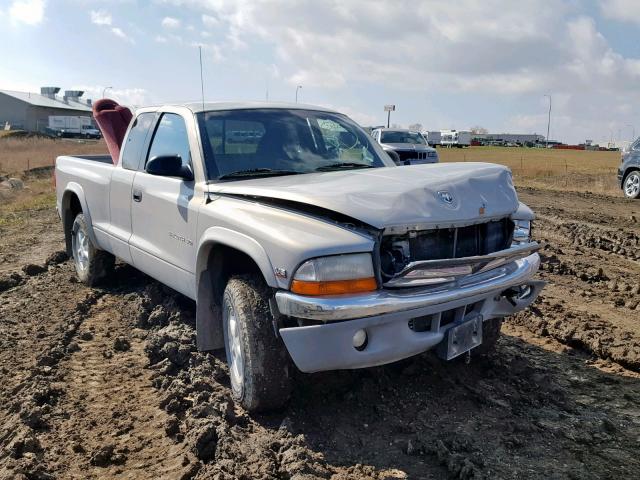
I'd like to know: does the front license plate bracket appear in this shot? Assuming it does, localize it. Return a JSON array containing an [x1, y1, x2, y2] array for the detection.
[[436, 315, 483, 360]]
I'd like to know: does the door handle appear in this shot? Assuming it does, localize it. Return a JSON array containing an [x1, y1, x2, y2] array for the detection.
[[133, 189, 142, 202]]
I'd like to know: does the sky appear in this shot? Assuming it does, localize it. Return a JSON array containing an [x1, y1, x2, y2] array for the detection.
[[1, 0, 640, 144]]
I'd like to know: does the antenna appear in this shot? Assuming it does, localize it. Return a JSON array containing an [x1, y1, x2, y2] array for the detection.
[[199, 46, 205, 111]]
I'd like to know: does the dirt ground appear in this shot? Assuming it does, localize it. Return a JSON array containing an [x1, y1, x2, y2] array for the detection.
[[1, 184, 639, 480]]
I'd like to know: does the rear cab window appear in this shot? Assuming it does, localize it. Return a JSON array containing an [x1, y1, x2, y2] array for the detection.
[[121, 112, 155, 171]]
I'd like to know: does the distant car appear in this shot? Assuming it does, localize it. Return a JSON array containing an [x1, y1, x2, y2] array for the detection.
[[371, 128, 439, 165], [81, 125, 102, 139], [619, 137, 640, 199]]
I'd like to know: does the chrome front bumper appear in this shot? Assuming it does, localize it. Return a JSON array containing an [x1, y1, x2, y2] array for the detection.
[[276, 252, 541, 322], [276, 253, 543, 373]]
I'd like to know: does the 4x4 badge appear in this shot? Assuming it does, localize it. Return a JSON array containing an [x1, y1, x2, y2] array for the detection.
[[437, 191, 454, 204]]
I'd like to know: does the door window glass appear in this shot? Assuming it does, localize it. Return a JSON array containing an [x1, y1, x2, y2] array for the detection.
[[147, 113, 191, 169], [121, 112, 155, 171]]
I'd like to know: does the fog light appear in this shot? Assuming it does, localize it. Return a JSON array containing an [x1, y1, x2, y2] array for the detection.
[[353, 329, 368, 351]]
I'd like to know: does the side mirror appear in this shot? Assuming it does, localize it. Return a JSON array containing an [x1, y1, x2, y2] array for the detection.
[[146, 155, 194, 181]]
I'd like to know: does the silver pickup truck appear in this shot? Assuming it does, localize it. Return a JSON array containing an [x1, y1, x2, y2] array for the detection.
[[55, 102, 543, 411]]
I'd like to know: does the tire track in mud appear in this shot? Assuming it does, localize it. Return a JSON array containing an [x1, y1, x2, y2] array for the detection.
[[0, 259, 103, 479]]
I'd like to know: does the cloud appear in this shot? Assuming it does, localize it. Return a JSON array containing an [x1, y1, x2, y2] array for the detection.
[[202, 13, 219, 27], [162, 16, 181, 29], [110, 27, 131, 41], [8, 0, 44, 25], [598, 0, 640, 24], [161, 0, 640, 142], [90, 10, 112, 26], [73, 85, 151, 107], [88, 10, 133, 42]]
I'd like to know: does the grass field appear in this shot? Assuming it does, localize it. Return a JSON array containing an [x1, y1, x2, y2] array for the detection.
[[0, 137, 623, 196], [0, 137, 108, 173], [439, 146, 621, 194]]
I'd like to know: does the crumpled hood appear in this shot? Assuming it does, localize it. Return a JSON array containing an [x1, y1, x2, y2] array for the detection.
[[207, 163, 519, 230]]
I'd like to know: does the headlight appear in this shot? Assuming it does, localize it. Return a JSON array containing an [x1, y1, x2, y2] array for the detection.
[[513, 219, 532, 243], [291, 253, 377, 295]]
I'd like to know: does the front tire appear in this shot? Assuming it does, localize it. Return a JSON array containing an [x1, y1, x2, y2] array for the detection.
[[623, 170, 640, 199], [71, 213, 115, 286], [222, 275, 292, 412]]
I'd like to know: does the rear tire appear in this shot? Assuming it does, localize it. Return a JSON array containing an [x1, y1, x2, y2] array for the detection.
[[472, 317, 503, 356], [71, 213, 115, 286], [222, 275, 292, 412], [623, 170, 640, 199]]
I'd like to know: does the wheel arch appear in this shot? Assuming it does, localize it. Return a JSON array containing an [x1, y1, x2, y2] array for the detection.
[[194, 227, 277, 351], [61, 183, 98, 256], [623, 166, 639, 183]]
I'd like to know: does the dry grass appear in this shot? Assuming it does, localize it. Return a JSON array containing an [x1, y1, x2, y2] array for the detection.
[[0, 177, 57, 228], [0, 137, 108, 174], [0, 139, 624, 199], [439, 146, 621, 194]]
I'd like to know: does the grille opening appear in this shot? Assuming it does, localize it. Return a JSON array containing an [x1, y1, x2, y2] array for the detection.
[[397, 150, 427, 162], [380, 218, 515, 282]]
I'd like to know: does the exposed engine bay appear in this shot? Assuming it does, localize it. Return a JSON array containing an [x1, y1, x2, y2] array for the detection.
[[380, 217, 515, 282]]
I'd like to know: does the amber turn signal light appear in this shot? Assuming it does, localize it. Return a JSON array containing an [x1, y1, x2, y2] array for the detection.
[[290, 277, 377, 296]]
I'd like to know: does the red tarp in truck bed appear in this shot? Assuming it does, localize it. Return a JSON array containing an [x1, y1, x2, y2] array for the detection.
[[92, 99, 133, 164]]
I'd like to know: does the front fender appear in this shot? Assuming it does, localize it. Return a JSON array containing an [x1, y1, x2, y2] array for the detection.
[[196, 226, 277, 288], [194, 227, 276, 351]]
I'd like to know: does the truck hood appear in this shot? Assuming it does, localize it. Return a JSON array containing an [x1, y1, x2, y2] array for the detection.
[[381, 143, 436, 152], [207, 163, 519, 230]]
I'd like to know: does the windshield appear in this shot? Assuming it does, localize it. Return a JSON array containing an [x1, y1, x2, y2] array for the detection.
[[380, 131, 426, 145], [198, 109, 392, 180]]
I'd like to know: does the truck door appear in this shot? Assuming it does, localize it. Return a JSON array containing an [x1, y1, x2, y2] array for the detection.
[[129, 112, 198, 298], [107, 112, 156, 264]]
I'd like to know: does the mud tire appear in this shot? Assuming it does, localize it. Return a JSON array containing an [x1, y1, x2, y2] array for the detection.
[[71, 213, 115, 286], [472, 317, 503, 356], [222, 275, 292, 412]]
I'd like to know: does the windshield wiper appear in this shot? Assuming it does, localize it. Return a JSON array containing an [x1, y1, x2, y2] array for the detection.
[[218, 168, 301, 180], [315, 162, 375, 172]]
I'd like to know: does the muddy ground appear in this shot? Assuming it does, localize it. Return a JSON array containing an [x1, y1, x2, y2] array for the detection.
[[0, 187, 639, 480]]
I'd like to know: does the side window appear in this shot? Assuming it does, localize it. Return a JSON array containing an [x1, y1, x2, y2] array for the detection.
[[147, 113, 191, 169], [121, 112, 155, 171]]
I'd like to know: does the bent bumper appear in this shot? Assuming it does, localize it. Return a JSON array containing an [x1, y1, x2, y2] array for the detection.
[[276, 253, 543, 373]]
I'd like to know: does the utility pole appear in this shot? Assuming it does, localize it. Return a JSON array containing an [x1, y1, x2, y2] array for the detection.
[[544, 94, 551, 148], [295, 85, 302, 103]]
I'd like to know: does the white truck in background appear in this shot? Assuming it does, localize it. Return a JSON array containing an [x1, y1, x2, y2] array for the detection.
[[426, 131, 441, 147], [48, 116, 101, 139], [441, 130, 471, 148]]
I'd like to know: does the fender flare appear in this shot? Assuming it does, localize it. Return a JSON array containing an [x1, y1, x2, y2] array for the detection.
[[194, 227, 277, 351], [61, 183, 99, 254]]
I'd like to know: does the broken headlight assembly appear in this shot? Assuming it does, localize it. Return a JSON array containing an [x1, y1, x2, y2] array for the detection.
[[512, 219, 532, 244]]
